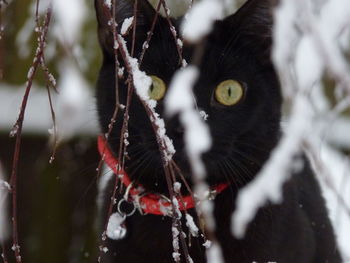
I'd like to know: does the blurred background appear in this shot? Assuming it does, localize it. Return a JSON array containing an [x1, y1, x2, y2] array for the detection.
[[1, 0, 350, 262], [1, 0, 101, 262]]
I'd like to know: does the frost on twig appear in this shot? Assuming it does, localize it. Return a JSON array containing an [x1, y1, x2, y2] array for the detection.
[[232, 1, 350, 259]]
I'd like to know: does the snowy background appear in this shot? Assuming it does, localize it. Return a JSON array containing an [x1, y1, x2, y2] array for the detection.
[[0, 0, 350, 262]]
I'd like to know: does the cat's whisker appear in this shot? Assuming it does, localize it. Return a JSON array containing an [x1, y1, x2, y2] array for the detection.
[[226, 157, 255, 183], [131, 154, 158, 183], [231, 149, 262, 167], [127, 151, 149, 170], [216, 162, 240, 202], [221, 158, 247, 187], [234, 140, 271, 151]]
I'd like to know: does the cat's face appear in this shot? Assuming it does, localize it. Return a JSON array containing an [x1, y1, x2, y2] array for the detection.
[[95, 0, 281, 192]]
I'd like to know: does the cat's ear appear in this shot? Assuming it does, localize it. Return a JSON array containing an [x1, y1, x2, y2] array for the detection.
[[224, 0, 278, 64], [95, 0, 156, 56]]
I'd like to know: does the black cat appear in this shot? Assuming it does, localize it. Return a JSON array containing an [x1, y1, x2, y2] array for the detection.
[[95, 0, 341, 262]]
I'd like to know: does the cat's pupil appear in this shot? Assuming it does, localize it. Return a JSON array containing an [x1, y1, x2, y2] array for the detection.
[[228, 87, 232, 97]]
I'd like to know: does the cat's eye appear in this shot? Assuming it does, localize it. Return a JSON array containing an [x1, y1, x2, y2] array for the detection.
[[215, 80, 244, 106], [148, 75, 166, 100]]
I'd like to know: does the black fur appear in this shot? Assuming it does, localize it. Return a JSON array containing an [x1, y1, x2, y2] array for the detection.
[[95, 0, 341, 262]]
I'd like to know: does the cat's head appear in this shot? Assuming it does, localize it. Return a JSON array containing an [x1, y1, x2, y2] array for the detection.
[[95, 0, 281, 193]]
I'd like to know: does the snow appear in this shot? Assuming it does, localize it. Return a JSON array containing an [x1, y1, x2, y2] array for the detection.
[[172, 226, 180, 262], [173, 182, 181, 193], [182, 110, 211, 176], [206, 243, 224, 263], [181, 0, 224, 43], [172, 197, 182, 219], [104, 0, 112, 9], [295, 35, 324, 89], [176, 38, 183, 48], [272, 0, 299, 97], [233, 1, 350, 259], [172, 252, 181, 262], [117, 35, 176, 161], [2, 0, 350, 262], [202, 240, 212, 249], [121, 17, 134, 36], [166, 65, 220, 261], [166, 66, 211, 176], [118, 67, 125, 78], [199, 111, 209, 121], [106, 212, 126, 240], [305, 137, 350, 261], [166, 66, 198, 114], [185, 214, 199, 237], [118, 37, 153, 105], [232, 96, 313, 238]]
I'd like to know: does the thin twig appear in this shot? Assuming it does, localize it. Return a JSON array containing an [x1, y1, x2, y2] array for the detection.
[[160, 0, 183, 65], [9, 3, 53, 262], [139, 0, 162, 64]]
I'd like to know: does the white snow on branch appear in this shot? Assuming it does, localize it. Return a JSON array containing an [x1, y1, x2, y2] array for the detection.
[[233, 2, 350, 259], [308, 141, 350, 261], [166, 66, 223, 262], [181, 0, 224, 43], [121, 16, 134, 36], [166, 66, 211, 176], [295, 35, 324, 89], [232, 95, 313, 237], [185, 214, 199, 237], [206, 242, 224, 263], [118, 35, 176, 161], [104, 0, 112, 9]]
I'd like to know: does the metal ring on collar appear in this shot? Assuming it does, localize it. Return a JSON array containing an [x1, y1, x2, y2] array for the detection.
[[117, 198, 136, 217]]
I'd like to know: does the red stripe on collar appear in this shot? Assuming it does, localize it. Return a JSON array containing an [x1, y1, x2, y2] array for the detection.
[[98, 135, 229, 216]]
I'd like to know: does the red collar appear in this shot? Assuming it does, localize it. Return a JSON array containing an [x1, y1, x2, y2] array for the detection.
[[98, 135, 229, 216]]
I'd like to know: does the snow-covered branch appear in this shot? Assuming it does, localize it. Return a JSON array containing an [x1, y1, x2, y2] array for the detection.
[[232, 0, 350, 259]]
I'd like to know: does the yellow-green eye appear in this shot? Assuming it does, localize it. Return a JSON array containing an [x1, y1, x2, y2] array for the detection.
[[215, 80, 244, 106], [148, 75, 166, 100]]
